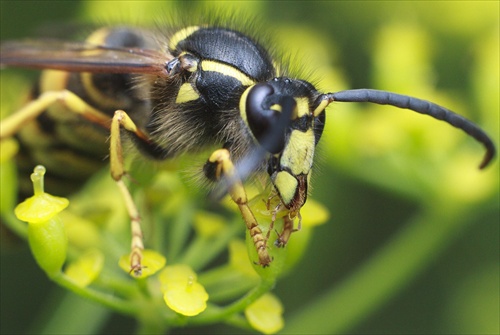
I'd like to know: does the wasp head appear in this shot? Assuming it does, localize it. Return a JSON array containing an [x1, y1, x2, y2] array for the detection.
[[240, 77, 327, 215]]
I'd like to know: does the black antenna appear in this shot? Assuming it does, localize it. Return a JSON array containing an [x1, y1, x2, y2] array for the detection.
[[327, 89, 496, 169]]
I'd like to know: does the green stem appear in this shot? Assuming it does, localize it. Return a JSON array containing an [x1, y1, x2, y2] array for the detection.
[[198, 265, 259, 302], [53, 272, 140, 316], [94, 273, 139, 297], [282, 202, 473, 334], [168, 201, 195, 260]]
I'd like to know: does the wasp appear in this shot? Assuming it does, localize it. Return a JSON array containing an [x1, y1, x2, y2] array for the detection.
[[0, 24, 496, 275]]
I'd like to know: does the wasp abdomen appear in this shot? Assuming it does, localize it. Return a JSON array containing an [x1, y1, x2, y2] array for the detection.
[[15, 27, 154, 195]]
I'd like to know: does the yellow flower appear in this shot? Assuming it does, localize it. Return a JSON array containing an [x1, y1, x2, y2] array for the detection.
[[118, 249, 166, 279], [245, 293, 284, 334], [15, 166, 68, 277], [159, 264, 209, 316], [15, 167, 69, 224]]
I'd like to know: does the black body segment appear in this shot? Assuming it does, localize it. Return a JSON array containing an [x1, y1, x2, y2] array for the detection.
[[170, 27, 275, 81]]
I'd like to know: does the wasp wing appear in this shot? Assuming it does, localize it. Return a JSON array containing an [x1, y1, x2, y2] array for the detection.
[[0, 40, 172, 77]]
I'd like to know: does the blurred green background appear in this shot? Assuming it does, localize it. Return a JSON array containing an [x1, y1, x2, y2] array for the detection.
[[1, 1, 498, 334]]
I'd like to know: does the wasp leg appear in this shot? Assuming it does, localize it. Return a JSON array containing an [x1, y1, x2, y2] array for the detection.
[[1, 91, 148, 276], [266, 203, 281, 242], [206, 149, 272, 267], [0, 90, 110, 139], [275, 212, 301, 248], [110, 110, 150, 276]]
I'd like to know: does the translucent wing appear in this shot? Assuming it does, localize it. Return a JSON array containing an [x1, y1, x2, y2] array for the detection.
[[0, 40, 172, 77]]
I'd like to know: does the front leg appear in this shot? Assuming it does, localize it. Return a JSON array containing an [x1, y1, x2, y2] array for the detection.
[[204, 149, 272, 267], [274, 213, 301, 248]]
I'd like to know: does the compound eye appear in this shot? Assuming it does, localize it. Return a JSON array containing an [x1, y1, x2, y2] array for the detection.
[[246, 83, 292, 154]]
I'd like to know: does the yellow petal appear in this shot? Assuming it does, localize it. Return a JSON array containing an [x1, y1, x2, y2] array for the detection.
[[245, 294, 284, 334], [118, 249, 166, 279], [65, 249, 104, 287], [15, 193, 69, 224], [159, 264, 196, 281], [163, 281, 208, 316], [159, 264, 209, 316]]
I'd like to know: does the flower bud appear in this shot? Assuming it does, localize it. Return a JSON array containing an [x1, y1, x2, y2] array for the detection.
[[15, 166, 68, 277]]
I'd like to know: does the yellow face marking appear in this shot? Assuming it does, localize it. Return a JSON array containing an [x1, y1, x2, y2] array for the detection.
[[169, 26, 200, 51], [270, 104, 282, 112], [201, 61, 255, 86], [280, 129, 315, 175], [273, 171, 298, 205], [175, 83, 200, 104], [239, 86, 253, 123]]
